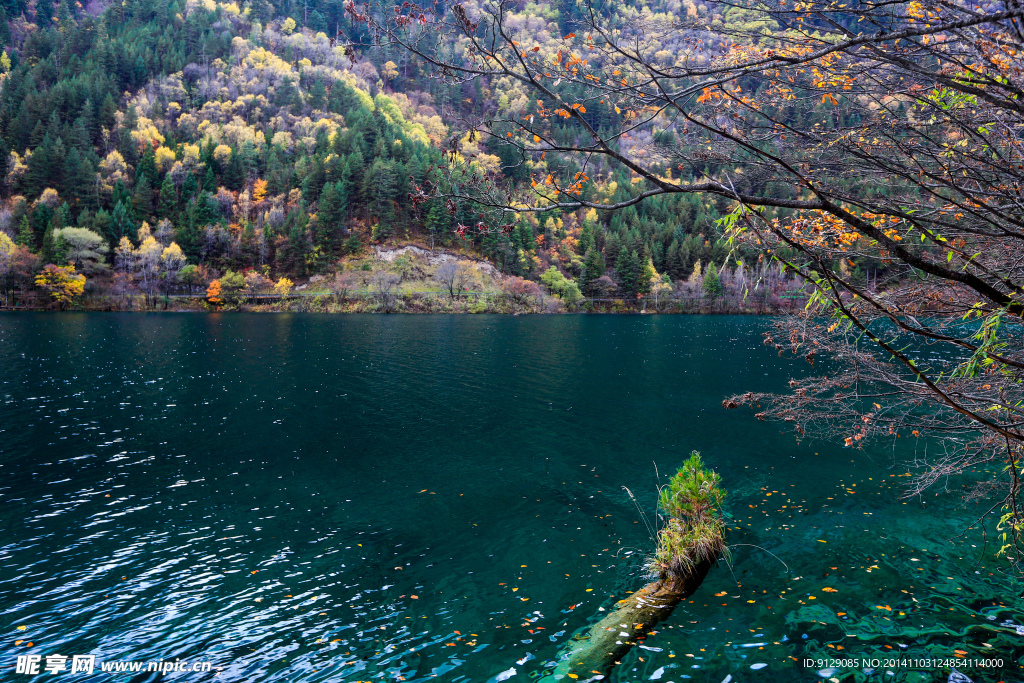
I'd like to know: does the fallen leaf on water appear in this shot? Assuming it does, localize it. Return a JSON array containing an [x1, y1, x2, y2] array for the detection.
[[715, 592, 727, 597], [16, 626, 26, 631], [586, 588, 593, 592], [822, 587, 838, 593], [410, 595, 419, 599]]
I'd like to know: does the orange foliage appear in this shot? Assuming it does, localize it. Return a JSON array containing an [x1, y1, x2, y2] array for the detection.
[[252, 179, 268, 204], [206, 279, 223, 305]]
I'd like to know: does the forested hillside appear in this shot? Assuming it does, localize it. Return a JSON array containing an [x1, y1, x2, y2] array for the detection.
[[0, 0, 816, 307]]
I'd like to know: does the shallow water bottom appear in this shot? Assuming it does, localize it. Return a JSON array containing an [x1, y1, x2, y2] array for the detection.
[[0, 313, 1020, 682]]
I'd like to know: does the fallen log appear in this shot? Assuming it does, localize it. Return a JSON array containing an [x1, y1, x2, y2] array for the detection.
[[544, 452, 726, 681]]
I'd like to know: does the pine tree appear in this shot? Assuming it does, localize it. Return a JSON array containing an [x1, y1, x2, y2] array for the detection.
[[15, 216, 34, 248], [136, 148, 158, 185], [665, 239, 683, 280], [618, 248, 642, 295], [112, 181, 132, 213], [159, 174, 178, 217], [35, 0, 54, 27], [703, 261, 722, 297], [583, 246, 605, 286], [202, 166, 216, 193], [109, 201, 137, 244], [181, 173, 198, 203], [133, 174, 154, 218], [604, 232, 622, 269], [98, 94, 118, 133], [314, 181, 344, 250]]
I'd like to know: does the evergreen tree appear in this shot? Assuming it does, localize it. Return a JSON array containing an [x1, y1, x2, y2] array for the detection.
[[133, 174, 154, 218], [98, 94, 118, 133], [583, 246, 606, 287], [15, 216, 34, 248], [314, 181, 344, 250], [223, 151, 244, 191], [181, 174, 198, 203], [604, 232, 622, 269], [159, 174, 178, 216], [202, 166, 216, 193], [35, 0, 54, 27], [108, 200, 137, 244], [665, 239, 683, 280], [112, 180, 132, 213], [136, 148, 158, 185], [703, 262, 722, 297], [31, 204, 53, 244], [618, 248, 642, 296]]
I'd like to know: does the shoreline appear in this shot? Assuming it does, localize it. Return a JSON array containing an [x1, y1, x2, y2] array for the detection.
[[1, 296, 803, 315]]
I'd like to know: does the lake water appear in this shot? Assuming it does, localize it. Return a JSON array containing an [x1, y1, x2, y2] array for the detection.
[[0, 314, 1020, 682]]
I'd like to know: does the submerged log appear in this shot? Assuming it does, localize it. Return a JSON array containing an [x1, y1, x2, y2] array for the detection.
[[545, 560, 714, 681], [543, 452, 725, 681]]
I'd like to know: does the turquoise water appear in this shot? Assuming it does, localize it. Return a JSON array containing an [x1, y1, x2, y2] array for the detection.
[[0, 313, 1020, 682]]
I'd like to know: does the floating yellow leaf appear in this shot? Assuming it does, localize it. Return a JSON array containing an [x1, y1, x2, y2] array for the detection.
[[715, 592, 727, 596], [534, 135, 541, 143], [16, 626, 26, 631], [410, 595, 419, 599], [822, 587, 838, 593], [586, 588, 593, 592]]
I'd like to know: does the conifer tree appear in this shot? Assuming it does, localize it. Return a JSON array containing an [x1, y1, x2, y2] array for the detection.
[[159, 175, 178, 217]]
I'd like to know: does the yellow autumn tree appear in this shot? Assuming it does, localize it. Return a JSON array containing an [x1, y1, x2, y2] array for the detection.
[[35, 264, 86, 310], [252, 178, 268, 204], [273, 277, 293, 296]]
